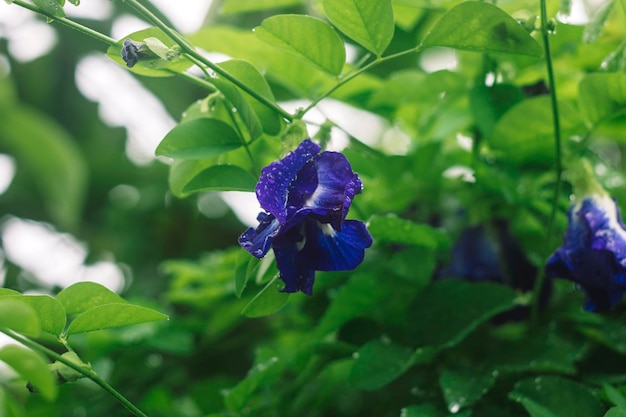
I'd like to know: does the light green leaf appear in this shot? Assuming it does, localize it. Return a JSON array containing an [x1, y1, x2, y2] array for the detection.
[[66, 303, 168, 334], [408, 280, 517, 349], [368, 214, 449, 249], [582, 0, 614, 43], [348, 339, 414, 390], [489, 96, 585, 165], [605, 408, 626, 417], [168, 159, 214, 197], [156, 119, 243, 159], [0, 345, 57, 400], [255, 14, 346, 75], [221, 0, 303, 15], [32, 0, 66, 18], [509, 376, 601, 417], [0, 298, 41, 336], [604, 385, 626, 409], [0, 289, 20, 296], [579, 73, 626, 127], [14, 295, 66, 336], [0, 106, 87, 230], [422, 1, 543, 57], [106, 27, 192, 77], [183, 164, 258, 193], [400, 405, 442, 417], [241, 278, 289, 318], [56, 282, 126, 315], [323, 0, 394, 55], [213, 59, 283, 135]]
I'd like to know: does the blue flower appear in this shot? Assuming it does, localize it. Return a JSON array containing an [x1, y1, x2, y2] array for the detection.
[[238, 139, 372, 295], [121, 39, 145, 68], [546, 194, 626, 312]]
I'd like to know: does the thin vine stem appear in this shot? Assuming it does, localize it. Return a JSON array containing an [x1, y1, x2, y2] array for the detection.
[[11, 0, 117, 46], [530, 0, 563, 325], [0, 328, 149, 417], [118, 0, 294, 122], [301, 47, 421, 116]]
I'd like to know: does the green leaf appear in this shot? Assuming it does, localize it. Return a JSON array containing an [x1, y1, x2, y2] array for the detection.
[[0, 298, 40, 336], [32, 0, 66, 18], [579, 73, 626, 127], [422, 1, 543, 57], [56, 282, 126, 315], [183, 164, 258, 193], [241, 278, 289, 318], [0, 106, 87, 230], [156, 119, 243, 159], [0, 289, 20, 296], [582, 0, 614, 43], [221, 0, 304, 15], [368, 214, 449, 249], [235, 251, 258, 298], [408, 280, 517, 349], [225, 349, 282, 411], [400, 405, 442, 417], [66, 303, 168, 334], [216, 60, 283, 137], [348, 339, 414, 390], [0, 345, 57, 400], [605, 408, 626, 417], [106, 27, 192, 77], [440, 368, 496, 413], [255, 14, 346, 75], [469, 84, 524, 138], [509, 376, 602, 417], [14, 295, 66, 336], [323, 0, 394, 55], [604, 385, 626, 409], [489, 96, 584, 165]]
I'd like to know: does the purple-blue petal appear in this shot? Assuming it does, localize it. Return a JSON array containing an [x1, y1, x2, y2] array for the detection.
[[238, 212, 281, 258], [272, 225, 316, 295], [300, 219, 372, 271], [255, 139, 320, 224]]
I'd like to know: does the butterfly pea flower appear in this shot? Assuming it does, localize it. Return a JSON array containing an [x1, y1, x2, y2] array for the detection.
[[238, 139, 372, 295], [121, 39, 145, 68], [546, 192, 626, 312]]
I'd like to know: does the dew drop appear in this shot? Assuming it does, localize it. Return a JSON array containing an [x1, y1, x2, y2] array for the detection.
[[449, 403, 461, 414]]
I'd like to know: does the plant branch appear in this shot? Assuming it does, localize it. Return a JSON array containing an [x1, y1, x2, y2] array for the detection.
[[531, 0, 563, 325], [0, 329, 149, 417], [11, 0, 117, 46], [301, 47, 421, 116], [118, 0, 293, 122]]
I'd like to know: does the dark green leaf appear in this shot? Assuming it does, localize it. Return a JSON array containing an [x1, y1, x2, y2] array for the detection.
[[32, 0, 66, 18], [509, 376, 602, 417], [225, 349, 282, 411], [408, 280, 517, 348], [56, 282, 127, 315], [400, 404, 442, 417], [216, 60, 283, 137], [579, 73, 626, 127], [0, 106, 87, 229], [489, 97, 584, 165], [470, 84, 524, 138], [0, 345, 56, 400], [156, 118, 243, 159], [0, 298, 40, 336], [323, 0, 394, 55], [368, 214, 449, 248], [241, 278, 289, 318], [66, 303, 168, 334], [349, 339, 414, 390], [235, 251, 258, 298], [106, 27, 192, 77], [440, 368, 496, 413], [255, 14, 346, 75], [183, 164, 258, 193], [422, 2, 543, 57], [221, 0, 304, 15]]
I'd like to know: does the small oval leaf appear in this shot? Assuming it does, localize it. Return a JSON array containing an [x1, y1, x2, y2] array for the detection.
[[0, 298, 41, 336], [323, 0, 394, 55], [242, 279, 289, 318], [156, 119, 243, 159], [56, 282, 127, 315], [255, 14, 346, 75], [422, 2, 543, 57], [66, 303, 168, 335], [12, 295, 66, 336], [32, 0, 66, 18], [183, 164, 258, 193], [0, 345, 57, 401]]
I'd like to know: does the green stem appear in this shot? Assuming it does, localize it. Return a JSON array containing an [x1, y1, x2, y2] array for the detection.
[[11, 0, 117, 46], [530, 0, 563, 325], [0, 329, 149, 417], [118, 0, 293, 122], [301, 47, 420, 116]]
